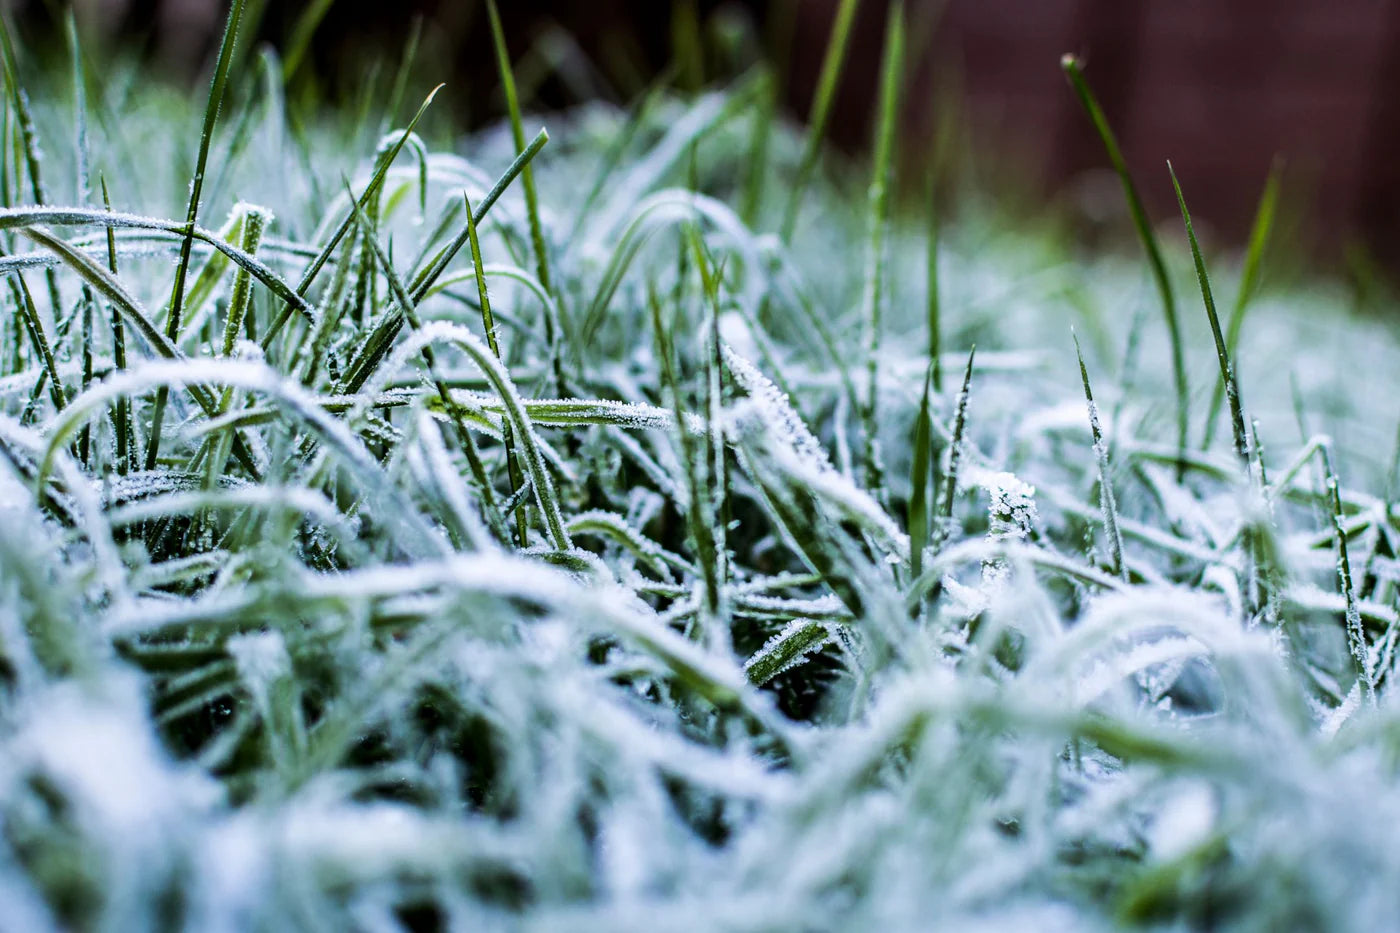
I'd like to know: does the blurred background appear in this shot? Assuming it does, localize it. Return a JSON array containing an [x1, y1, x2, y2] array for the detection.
[[5, 0, 1400, 280]]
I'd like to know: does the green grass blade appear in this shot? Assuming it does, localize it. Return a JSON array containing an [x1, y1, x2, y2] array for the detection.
[[779, 0, 860, 241], [1322, 442, 1374, 702], [671, 0, 705, 93], [1075, 333, 1126, 581], [937, 346, 975, 546], [7, 272, 66, 414], [926, 158, 942, 394], [485, 0, 552, 300], [860, 0, 904, 499], [101, 175, 133, 473], [1203, 159, 1281, 449], [485, 0, 561, 395], [1168, 161, 1249, 468], [65, 10, 90, 205], [1062, 54, 1187, 472], [740, 69, 775, 227], [220, 207, 268, 356], [147, 0, 248, 470], [908, 362, 935, 582], [341, 180, 510, 544], [464, 190, 528, 548], [383, 16, 423, 131], [281, 0, 338, 83], [0, 13, 63, 320]]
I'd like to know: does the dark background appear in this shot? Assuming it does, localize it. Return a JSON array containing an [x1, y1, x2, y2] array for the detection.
[[10, 0, 1400, 274]]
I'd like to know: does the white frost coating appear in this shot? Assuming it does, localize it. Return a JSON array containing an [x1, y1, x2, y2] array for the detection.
[[734, 592, 848, 619], [0, 458, 25, 510], [725, 347, 909, 561], [744, 618, 833, 682], [717, 309, 761, 364], [974, 470, 1037, 594], [465, 394, 707, 434], [722, 343, 831, 472], [1148, 781, 1217, 861], [11, 676, 219, 834], [361, 321, 572, 549], [981, 470, 1038, 542], [1321, 682, 1362, 739], [228, 630, 291, 691], [1072, 635, 1207, 707]]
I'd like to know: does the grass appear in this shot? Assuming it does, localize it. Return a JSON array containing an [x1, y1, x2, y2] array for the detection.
[[0, 3, 1399, 930]]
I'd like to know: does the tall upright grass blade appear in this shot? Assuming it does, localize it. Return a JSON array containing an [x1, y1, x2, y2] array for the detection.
[[65, 10, 90, 205], [1062, 54, 1187, 474], [648, 278, 724, 637], [220, 207, 268, 357], [384, 17, 423, 131], [485, 0, 552, 300], [463, 190, 528, 548], [343, 184, 508, 543], [671, 0, 705, 93], [101, 175, 133, 473], [860, 0, 904, 500], [740, 69, 775, 227], [1075, 333, 1126, 581], [780, 0, 860, 241], [937, 346, 975, 545], [689, 229, 731, 636], [0, 13, 63, 319], [908, 362, 935, 582], [1322, 443, 1374, 702], [281, 0, 338, 83], [146, 0, 248, 470], [1203, 159, 1281, 450], [1168, 161, 1249, 468], [7, 272, 66, 414], [926, 157, 943, 394], [485, 0, 562, 395]]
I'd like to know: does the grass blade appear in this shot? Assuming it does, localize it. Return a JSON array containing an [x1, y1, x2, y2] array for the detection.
[[146, 0, 248, 470], [1168, 161, 1249, 468], [341, 180, 509, 544], [101, 175, 133, 473], [860, 0, 904, 499], [937, 346, 975, 546], [1322, 442, 1374, 702], [485, 0, 561, 395], [1203, 159, 1281, 449], [1062, 54, 1187, 474], [1075, 332, 1126, 581], [0, 13, 63, 320], [779, 0, 860, 241], [281, 0, 338, 83], [926, 157, 942, 394], [220, 206, 268, 356], [908, 362, 935, 582], [464, 190, 528, 548], [485, 0, 553, 301]]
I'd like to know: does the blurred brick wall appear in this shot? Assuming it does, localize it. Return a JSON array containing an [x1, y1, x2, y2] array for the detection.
[[795, 0, 1400, 261], [14, 0, 1400, 262]]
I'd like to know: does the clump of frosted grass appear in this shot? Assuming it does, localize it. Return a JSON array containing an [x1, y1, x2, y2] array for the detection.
[[0, 11, 1399, 932]]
